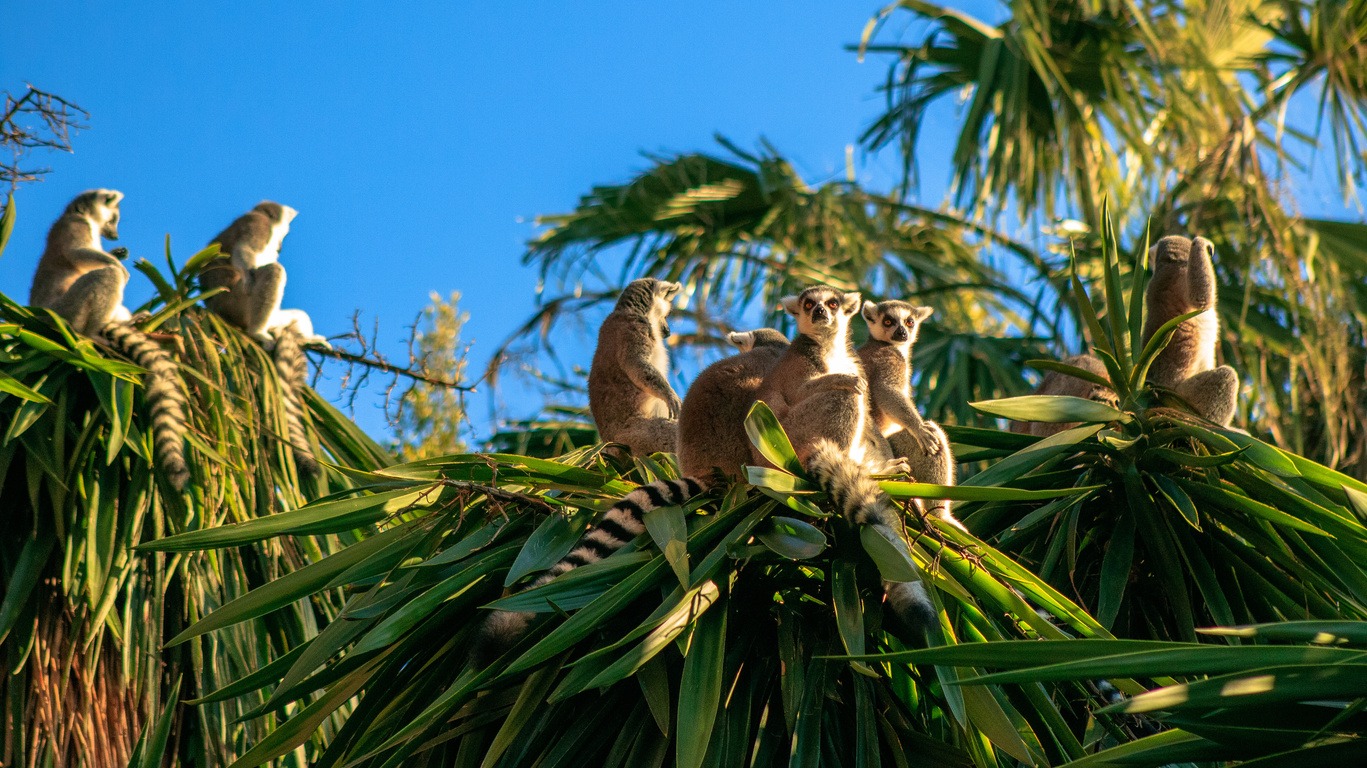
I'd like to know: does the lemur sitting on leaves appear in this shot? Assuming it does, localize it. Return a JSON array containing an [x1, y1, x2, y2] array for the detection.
[[476, 326, 788, 658], [202, 201, 328, 347], [1144, 235, 1237, 425], [476, 287, 938, 659], [587, 278, 683, 457], [203, 201, 325, 476], [757, 286, 936, 641], [677, 328, 790, 479], [29, 190, 192, 491], [1014, 234, 1237, 435], [858, 300, 961, 527]]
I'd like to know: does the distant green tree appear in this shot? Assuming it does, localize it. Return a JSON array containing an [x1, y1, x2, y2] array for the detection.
[[392, 291, 470, 461]]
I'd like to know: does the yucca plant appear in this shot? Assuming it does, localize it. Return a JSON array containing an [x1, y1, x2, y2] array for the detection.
[[953, 211, 1367, 643], [149, 404, 1145, 767], [149, 203, 1367, 765], [883, 619, 1367, 765], [0, 195, 391, 767]]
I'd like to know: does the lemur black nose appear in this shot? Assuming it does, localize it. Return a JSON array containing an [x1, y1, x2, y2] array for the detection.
[[892, 328, 907, 342], [811, 307, 828, 321]]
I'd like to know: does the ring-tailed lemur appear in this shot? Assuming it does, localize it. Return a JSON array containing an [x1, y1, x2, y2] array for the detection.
[[1144, 235, 1237, 425], [476, 326, 790, 658], [203, 202, 324, 476], [858, 300, 960, 526], [587, 278, 683, 457], [751, 286, 934, 640], [1013, 234, 1236, 434], [476, 287, 937, 661], [30, 190, 191, 491]]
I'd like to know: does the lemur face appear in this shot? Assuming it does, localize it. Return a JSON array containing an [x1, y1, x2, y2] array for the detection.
[[782, 286, 861, 337], [93, 190, 124, 240], [862, 300, 933, 346], [651, 279, 681, 319]]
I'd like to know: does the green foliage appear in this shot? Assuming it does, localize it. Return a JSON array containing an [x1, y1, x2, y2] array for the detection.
[[392, 291, 470, 461], [0, 197, 391, 767], [160, 408, 1136, 768], [960, 211, 1367, 640], [860, 0, 1367, 475], [888, 621, 1367, 765]]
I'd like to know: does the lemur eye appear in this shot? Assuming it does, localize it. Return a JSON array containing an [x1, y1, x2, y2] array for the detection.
[[803, 300, 814, 311], [905, 319, 914, 327], [882, 318, 893, 327], [825, 300, 838, 309]]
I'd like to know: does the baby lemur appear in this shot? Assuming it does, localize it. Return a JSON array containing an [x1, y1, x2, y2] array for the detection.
[[858, 300, 959, 525], [587, 278, 683, 457], [1015, 234, 1237, 435], [29, 190, 192, 491]]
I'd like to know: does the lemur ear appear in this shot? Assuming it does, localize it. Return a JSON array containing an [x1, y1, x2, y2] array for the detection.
[[780, 296, 800, 316], [913, 306, 933, 322], [840, 292, 862, 315], [727, 331, 752, 350], [662, 281, 682, 298], [104, 191, 123, 205], [861, 301, 878, 323]]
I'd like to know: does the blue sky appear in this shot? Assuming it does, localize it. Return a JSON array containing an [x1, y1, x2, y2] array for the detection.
[[3, 1, 993, 439], [6, 1, 1354, 442]]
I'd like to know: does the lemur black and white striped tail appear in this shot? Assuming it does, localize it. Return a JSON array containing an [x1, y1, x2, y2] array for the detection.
[[102, 322, 191, 492], [475, 475, 707, 661], [271, 325, 321, 477], [806, 439, 938, 642]]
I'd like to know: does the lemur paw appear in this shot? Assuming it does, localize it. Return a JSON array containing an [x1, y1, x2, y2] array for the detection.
[[919, 425, 942, 455], [666, 394, 682, 420], [872, 457, 912, 477]]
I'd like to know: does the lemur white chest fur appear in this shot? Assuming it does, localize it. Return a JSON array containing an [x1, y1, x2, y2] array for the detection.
[[822, 344, 861, 377], [1192, 310, 1218, 373], [234, 220, 290, 271]]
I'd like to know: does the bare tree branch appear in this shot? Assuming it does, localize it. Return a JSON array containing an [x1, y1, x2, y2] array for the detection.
[[1, 86, 90, 191]]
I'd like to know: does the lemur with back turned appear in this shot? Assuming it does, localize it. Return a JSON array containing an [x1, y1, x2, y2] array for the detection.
[[1014, 234, 1237, 435], [858, 300, 960, 527], [586, 278, 683, 457], [29, 190, 192, 491], [1143, 235, 1237, 425]]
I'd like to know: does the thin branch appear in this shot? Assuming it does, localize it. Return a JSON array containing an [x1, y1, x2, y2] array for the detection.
[[1, 85, 90, 190], [437, 479, 559, 516], [311, 344, 480, 392]]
